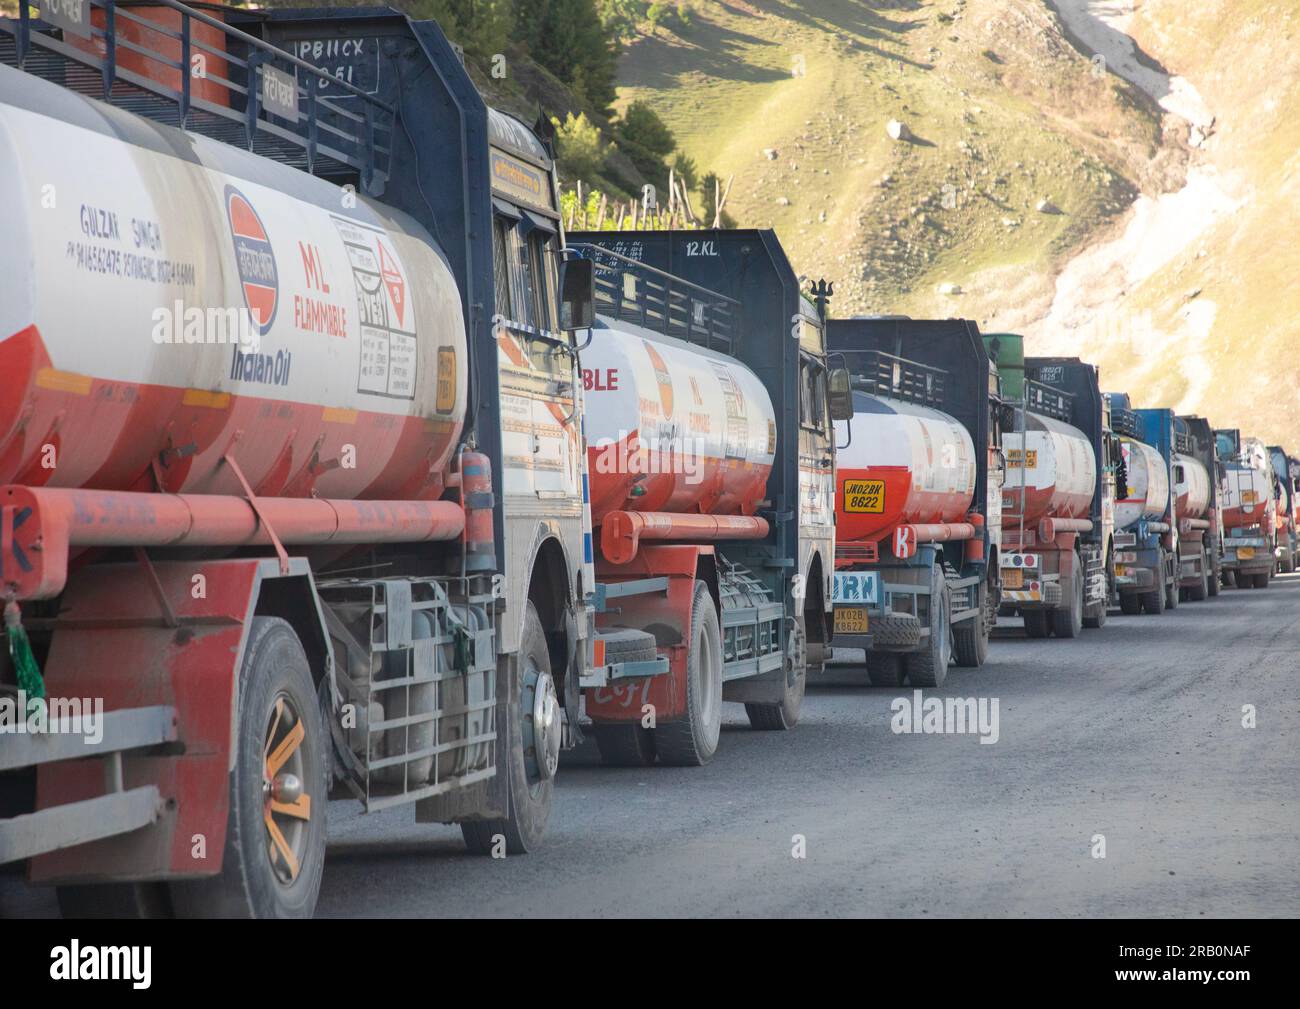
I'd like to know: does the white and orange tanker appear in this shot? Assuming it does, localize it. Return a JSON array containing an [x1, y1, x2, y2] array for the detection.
[[1171, 415, 1222, 601], [0, 4, 601, 916], [991, 345, 1116, 638], [566, 234, 840, 767], [1217, 433, 1279, 588], [827, 318, 1002, 690]]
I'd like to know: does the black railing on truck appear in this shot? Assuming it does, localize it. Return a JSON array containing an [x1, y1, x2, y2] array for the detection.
[[1111, 405, 1140, 438], [1024, 379, 1072, 423], [0, 0, 393, 189], [567, 242, 740, 356], [840, 348, 947, 408]]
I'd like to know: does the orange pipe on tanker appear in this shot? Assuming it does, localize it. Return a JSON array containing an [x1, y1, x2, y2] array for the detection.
[[0, 63, 467, 503], [581, 319, 775, 524], [833, 391, 977, 543], [1000, 413, 1096, 528], [1116, 438, 1170, 529]]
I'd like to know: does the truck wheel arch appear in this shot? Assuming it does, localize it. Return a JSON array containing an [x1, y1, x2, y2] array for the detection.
[[253, 573, 332, 689], [526, 535, 577, 697]]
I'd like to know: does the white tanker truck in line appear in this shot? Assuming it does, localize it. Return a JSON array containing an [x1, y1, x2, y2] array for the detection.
[[1215, 430, 1280, 588], [0, 2, 643, 918], [566, 234, 843, 764], [827, 318, 1003, 688], [986, 340, 1120, 637], [1105, 400, 1181, 615], [1172, 416, 1222, 600]]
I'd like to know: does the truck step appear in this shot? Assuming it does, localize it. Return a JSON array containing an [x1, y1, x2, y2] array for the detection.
[[0, 786, 162, 865], [0, 704, 176, 772]]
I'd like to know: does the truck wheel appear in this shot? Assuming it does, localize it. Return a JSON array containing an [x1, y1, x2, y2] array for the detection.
[[592, 722, 657, 766], [463, 602, 555, 854], [170, 617, 327, 918], [1119, 593, 1142, 616], [952, 582, 990, 667], [656, 581, 723, 765], [1188, 546, 1209, 601], [1164, 571, 1180, 610], [1023, 609, 1051, 638], [745, 615, 806, 730], [1254, 570, 1271, 589], [905, 567, 950, 688], [1141, 581, 1166, 615], [1222, 569, 1236, 589], [1207, 551, 1221, 596], [865, 650, 906, 687], [1282, 553, 1296, 574], [1051, 562, 1084, 639]]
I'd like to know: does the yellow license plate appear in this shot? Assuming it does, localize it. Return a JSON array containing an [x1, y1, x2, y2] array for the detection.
[[835, 608, 869, 633], [1115, 564, 1128, 576], [1003, 568, 1024, 589], [1238, 547, 1255, 559], [842, 479, 885, 514]]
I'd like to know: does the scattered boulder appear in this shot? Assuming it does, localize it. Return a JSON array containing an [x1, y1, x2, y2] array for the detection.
[[938, 282, 963, 295], [1036, 197, 1061, 214], [775, 196, 791, 206], [763, 148, 779, 160], [886, 119, 911, 141]]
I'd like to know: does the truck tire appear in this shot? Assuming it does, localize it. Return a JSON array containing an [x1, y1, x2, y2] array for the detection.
[[905, 566, 950, 688], [1188, 546, 1209, 601], [1141, 580, 1166, 615], [655, 581, 723, 765], [1164, 569, 1180, 610], [865, 650, 906, 687], [745, 615, 807, 730], [952, 581, 990, 667], [591, 722, 657, 766], [170, 617, 327, 918], [599, 627, 660, 666], [1051, 562, 1084, 639], [1119, 592, 1142, 615], [462, 601, 556, 855], [1253, 570, 1271, 589], [1222, 568, 1236, 589], [1281, 552, 1295, 574], [1023, 609, 1051, 638]]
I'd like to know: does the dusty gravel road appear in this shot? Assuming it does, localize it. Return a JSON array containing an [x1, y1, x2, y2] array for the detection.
[[5, 575, 1297, 918]]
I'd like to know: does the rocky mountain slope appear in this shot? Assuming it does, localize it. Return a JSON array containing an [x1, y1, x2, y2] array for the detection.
[[615, 0, 1300, 445]]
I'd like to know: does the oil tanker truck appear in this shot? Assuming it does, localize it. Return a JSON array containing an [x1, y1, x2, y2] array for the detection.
[[1216, 431, 1279, 588], [0, 4, 608, 917], [1267, 445, 1299, 574], [984, 338, 1116, 637], [1105, 399, 1180, 614], [565, 232, 843, 764], [827, 318, 1002, 688], [1175, 416, 1223, 599]]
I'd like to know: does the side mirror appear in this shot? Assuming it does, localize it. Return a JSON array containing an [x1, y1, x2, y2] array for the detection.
[[560, 258, 595, 331], [828, 367, 854, 422]]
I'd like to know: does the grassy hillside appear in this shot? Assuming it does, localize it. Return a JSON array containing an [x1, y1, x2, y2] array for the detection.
[[615, 0, 1163, 313], [616, 0, 1300, 447]]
